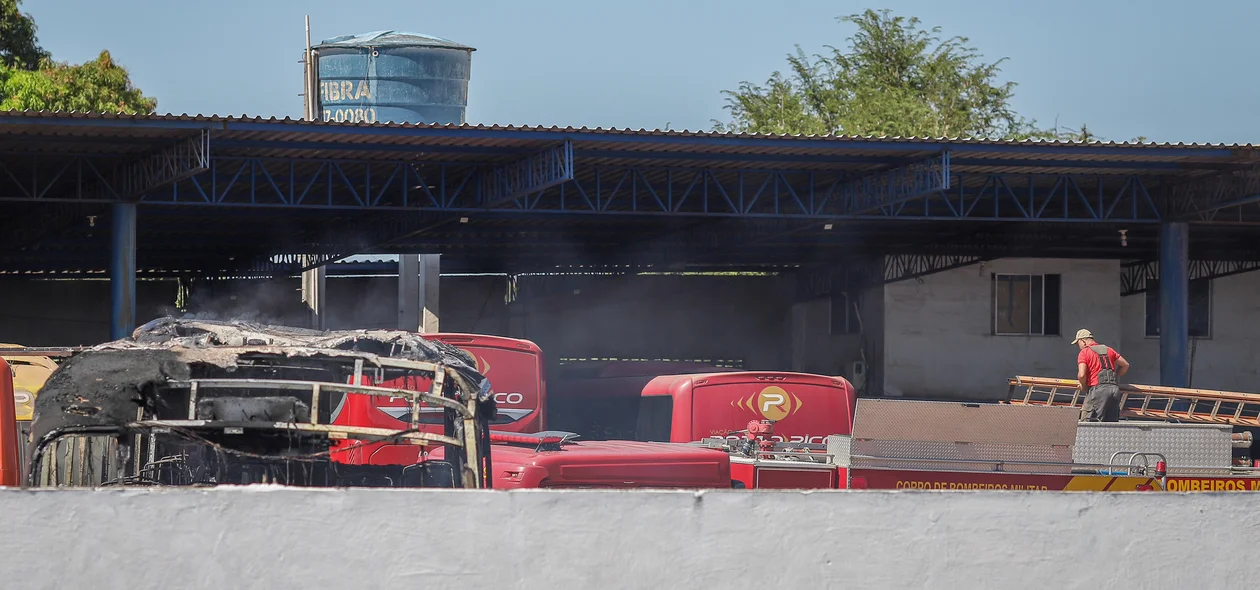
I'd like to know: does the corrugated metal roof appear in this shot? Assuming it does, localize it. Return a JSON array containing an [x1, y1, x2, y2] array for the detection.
[[2, 110, 1255, 179], [0, 109, 1252, 149]]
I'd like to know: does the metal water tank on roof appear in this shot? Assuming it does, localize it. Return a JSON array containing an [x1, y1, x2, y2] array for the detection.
[[313, 30, 475, 125]]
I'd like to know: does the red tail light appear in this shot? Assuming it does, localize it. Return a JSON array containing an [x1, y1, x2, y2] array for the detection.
[[490, 432, 563, 446]]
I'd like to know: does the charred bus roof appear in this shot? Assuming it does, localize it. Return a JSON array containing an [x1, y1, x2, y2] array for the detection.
[[27, 318, 495, 489]]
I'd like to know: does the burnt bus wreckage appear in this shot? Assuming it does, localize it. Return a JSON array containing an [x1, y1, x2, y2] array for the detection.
[[26, 318, 495, 489]]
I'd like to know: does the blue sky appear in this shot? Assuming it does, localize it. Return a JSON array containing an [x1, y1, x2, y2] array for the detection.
[[23, 0, 1260, 143]]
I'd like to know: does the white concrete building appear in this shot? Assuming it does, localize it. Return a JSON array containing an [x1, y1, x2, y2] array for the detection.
[[881, 258, 1260, 399]]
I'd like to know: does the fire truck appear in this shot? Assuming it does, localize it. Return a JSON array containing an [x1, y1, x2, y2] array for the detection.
[[705, 379, 1260, 492], [430, 431, 734, 489]]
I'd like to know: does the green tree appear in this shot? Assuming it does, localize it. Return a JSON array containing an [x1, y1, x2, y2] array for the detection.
[[0, 3, 155, 114], [0, 0, 47, 70], [715, 9, 1058, 140], [0, 50, 156, 114]]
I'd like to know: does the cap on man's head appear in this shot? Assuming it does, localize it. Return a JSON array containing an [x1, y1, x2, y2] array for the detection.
[[1071, 328, 1093, 345]]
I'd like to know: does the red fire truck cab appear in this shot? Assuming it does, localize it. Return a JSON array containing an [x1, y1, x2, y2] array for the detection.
[[430, 431, 734, 489]]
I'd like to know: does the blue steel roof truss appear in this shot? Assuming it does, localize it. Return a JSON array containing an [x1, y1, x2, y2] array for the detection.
[[0, 135, 208, 203], [0, 125, 1235, 224], [1119, 259, 1260, 297], [4, 113, 1260, 277], [10, 154, 1174, 224], [1167, 166, 1260, 222]]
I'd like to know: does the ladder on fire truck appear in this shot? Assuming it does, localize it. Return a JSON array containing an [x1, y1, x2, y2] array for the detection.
[[1006, 376, 1260, 427]]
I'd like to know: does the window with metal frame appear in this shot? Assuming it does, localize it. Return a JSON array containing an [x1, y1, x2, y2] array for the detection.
[[1143, 278, 1212, 339], [991, 274, 1061, 336]]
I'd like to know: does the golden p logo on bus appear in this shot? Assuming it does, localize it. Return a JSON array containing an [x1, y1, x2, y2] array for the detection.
[[730, 386, 805, 421], [757, 386, 791, 421]]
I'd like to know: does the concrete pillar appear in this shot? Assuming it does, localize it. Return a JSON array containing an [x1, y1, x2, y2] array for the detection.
[[398, 254, 440, 333], [301, 259, 326, 331], [1159, 222, 1190, 388], [109, 203, 137, 340], [398, 255, 420, 331], [421, 254, 440, 333]]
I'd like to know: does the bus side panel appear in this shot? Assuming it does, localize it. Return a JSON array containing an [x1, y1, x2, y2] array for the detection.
[[691, 381, 853, 444], [373, 345, 545, 433]]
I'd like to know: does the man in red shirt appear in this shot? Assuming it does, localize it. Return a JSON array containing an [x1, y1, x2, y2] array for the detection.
[[1072, 329, 1130, 422]]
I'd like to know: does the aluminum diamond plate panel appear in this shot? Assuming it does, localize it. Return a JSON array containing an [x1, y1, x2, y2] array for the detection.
[[847, 399, 1079, 474], [1074, 422, 1233, 475], [851, 399, 1080, 445], [825, 435, 852, 467]]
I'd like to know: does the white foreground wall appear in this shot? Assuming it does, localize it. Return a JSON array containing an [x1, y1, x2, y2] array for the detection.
[[883, 259, 1260, 398], [0, 488, 1253, 589]]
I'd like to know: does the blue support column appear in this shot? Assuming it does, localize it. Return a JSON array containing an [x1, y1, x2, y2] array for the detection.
[[110, 203, 137, 340], [1159, 222, 1190, 388]]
